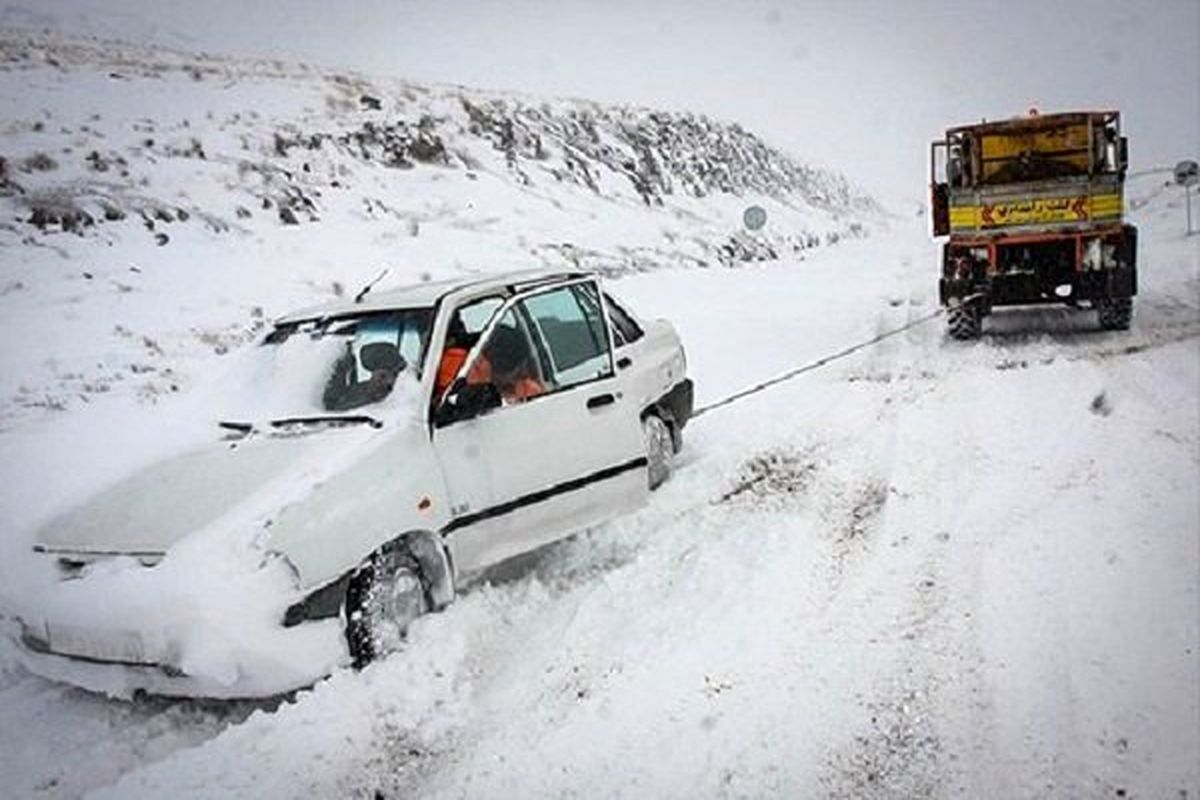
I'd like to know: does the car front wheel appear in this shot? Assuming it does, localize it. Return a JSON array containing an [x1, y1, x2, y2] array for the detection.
[[344, 546, 429, 669], [644, 413, 674, 490]]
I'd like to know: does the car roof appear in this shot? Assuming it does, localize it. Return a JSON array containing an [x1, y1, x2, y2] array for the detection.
[[274, 267, 591, 325]]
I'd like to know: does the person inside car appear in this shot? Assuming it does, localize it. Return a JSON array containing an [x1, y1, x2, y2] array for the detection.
[[484, 324, 545, 403], [435, 315, 490, 398], [324, 341, 404, 411]]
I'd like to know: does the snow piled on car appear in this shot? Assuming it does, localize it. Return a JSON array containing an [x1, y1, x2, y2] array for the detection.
[[4, 355, 430, 698]]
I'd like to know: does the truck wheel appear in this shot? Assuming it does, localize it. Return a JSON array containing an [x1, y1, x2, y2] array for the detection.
[[644, 413, 674, 490], [1097, 297, 1132, 330], [344, 546, 429, 669], [947, 304, 982, 340]]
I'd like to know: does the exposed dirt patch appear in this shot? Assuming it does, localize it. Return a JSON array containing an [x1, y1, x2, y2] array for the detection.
[[1089, 391, 1113, 417], [820, 684, 944, 799], [844, 367, 939, 385], [844, 482, 889, 542], [825, 480, 891, 584], [715, 446, 818, 508]]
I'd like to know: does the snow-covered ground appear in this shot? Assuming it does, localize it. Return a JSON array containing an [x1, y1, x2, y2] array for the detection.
[[1, 28, 1197, 800]]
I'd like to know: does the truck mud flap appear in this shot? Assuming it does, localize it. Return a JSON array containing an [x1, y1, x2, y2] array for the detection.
[[1077, 266, 1137, 300]]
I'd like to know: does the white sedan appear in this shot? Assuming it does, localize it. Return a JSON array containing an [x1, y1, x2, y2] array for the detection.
[[10, 269, 692, 698]]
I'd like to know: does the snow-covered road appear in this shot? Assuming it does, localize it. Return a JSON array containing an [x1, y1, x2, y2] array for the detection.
[[2, 200, 1195, 798]]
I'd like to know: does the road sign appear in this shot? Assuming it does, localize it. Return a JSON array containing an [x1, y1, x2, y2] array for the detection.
[[1175, 160, 1199, 188], [743, 205, 767, 231]]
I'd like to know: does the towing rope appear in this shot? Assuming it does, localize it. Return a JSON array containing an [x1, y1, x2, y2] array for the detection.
[[691, 306, 946, 419]]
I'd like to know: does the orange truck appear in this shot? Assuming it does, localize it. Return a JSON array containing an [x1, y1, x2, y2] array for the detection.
[[930, 110, 1137, 338]]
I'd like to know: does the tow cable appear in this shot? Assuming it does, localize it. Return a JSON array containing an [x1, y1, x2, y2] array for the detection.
[[691, 306, 946, 420]]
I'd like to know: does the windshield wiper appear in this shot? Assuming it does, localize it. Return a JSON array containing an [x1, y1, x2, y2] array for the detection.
[[219, 420, 256, 434], [269, 414, 384, 430]]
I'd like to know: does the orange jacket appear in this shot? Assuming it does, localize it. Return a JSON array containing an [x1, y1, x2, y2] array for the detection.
[[435, 347, 492, 396]]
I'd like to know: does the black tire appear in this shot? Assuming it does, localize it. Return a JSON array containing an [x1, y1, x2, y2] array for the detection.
[[643, 413, 674, 490], [1097, 297, 1132, 330], [344, 546, 429, 669], [947, 303, 982, 340]]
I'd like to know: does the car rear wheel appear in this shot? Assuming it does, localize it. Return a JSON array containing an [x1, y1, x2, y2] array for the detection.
[[344, 546, 429, 669], [644, 413, 674, 490]]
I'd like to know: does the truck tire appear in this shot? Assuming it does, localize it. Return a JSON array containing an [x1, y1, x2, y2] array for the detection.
[[947, 304, 982, 340], [344, 546, 429, 669], [1097, 297, 1132, 330]]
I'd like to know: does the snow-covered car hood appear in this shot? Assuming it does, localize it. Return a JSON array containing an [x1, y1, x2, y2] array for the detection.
[[35, 425, 376, 557], [13, 419, 431, 698]]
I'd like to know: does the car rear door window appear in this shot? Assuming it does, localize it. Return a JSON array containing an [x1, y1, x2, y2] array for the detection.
[[603, 292, 644, 345]]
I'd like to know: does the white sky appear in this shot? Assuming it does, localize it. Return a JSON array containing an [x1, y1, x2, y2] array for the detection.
[[5, 0, 1198, 203]]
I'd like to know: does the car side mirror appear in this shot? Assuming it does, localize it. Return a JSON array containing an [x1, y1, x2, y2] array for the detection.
[[931, 182, 949, 237], [434, 380, 501, 427]]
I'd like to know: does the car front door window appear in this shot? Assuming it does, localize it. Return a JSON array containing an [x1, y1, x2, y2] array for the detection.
[[521, 282, 613, 388]]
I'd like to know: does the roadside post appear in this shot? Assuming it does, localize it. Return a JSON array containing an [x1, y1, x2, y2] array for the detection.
[[1176, 160, 1198, 235]]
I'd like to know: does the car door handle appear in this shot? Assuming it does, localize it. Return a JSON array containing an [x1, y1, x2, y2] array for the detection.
[[587, 393, 616, 410], [616, 356, 632, 370]]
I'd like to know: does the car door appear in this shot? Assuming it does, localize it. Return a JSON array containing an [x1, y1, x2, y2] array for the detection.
[[432, 279, 646, 576]]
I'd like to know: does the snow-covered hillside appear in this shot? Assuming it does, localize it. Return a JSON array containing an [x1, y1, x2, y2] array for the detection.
[[0, 27, 875, 432], [1, 27, 1197, 800]]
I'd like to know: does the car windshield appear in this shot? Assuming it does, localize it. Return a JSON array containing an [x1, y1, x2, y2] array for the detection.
[[218, 307, 434, 424]]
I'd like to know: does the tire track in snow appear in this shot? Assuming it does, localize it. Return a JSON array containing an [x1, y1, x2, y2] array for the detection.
[[813, 255, 967, 797]]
